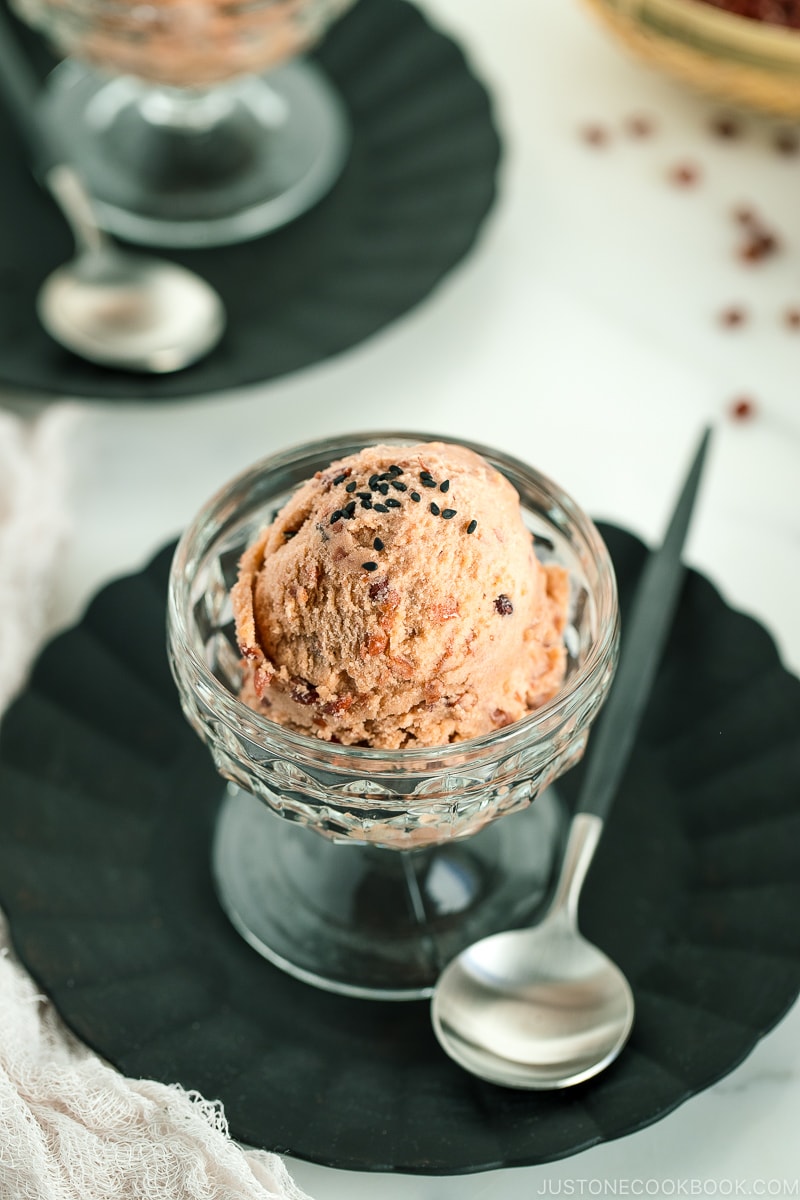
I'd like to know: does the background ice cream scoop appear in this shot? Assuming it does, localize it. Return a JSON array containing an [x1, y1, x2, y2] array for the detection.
[[232, 441, 569, 748], [13, 0, 354, 88]]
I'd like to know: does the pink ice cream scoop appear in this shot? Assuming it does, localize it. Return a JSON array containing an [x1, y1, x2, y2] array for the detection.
[[232, 442, 570, 749], [13, 0, 354, 89]]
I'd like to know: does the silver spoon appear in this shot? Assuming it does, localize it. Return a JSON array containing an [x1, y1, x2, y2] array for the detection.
[[0, 18, 225, 373], [432, 428, 712, 1089]]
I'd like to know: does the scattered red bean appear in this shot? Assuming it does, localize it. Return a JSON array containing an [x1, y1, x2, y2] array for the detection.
[[774, 128, 800, 155], [733, 205, 759, 228], [580, 95, 799, 368], [739, 230, 780, 263], [731, 207, 781, 264], [711, 114, 742, 139], [669, 162, 701, 187], [580, 123, 609, 147], [719, 305, 747, 327], [729, 396, 757, 421], [626, 114, 655, 138]]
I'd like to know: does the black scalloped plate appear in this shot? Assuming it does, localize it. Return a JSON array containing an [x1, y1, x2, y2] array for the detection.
[[0, 0, 500, 400], [1, 524, 799, 1174]]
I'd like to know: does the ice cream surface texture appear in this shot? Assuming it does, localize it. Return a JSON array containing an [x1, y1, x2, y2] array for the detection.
[[232, 443, 570, 749]]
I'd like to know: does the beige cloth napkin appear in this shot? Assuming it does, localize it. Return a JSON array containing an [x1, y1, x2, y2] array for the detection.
[[0, 408, 311, 1200]]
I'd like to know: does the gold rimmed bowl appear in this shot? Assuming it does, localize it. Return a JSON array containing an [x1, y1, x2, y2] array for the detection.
[[584, 0, 800, 116]]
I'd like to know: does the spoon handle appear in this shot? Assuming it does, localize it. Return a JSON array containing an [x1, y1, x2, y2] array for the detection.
[[0, 11, 109, 254], [0, 8, 62, 177], [576, 427, 712, 824], [547, 812, 603, 925]]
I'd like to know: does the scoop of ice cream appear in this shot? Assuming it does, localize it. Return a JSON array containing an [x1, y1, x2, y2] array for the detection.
[[14, 0, 353, 88], [232, 442, 569, 749]]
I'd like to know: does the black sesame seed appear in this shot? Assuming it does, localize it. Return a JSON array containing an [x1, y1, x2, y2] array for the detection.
[[357, 491, 372, 500], [441, 508, 456, 519], [467, 519, 478, 534], [422, 478, 437, 489], [373, 503, 389, 513], [430, 501, 441, 516], [410, 491, 421, 502], [330, 511, 343, 524], [360, 499, 373, 510], [391, 480, 407, 492], [362, 561, 379, 572], [439, 480, 450, 493], [377, 483, 390, 495], [333, 473, 347, 485], [369, 474, 379, 489], [385, 498, 401, 508], [344, 501, 357, 518], [389, 465, 403, 476], [373, 537, 384, 551], [420, 470, 434, 480], [378, 471, 393, 481], [345, 480, 357, 493]]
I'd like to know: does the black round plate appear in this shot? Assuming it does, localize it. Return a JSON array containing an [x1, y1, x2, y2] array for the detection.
[[0, 0, 500, 400], [1, 525, 799, 1173]]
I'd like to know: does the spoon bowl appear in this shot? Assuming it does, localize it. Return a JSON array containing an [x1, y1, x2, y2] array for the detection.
[[39, 246, 226, 373], [432, 813, 635, 1090], [432, 902, 634, 1089]]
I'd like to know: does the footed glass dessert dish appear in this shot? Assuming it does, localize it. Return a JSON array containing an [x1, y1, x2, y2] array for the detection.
[[167, 433, 619, 999], [14, 0, 352, 246]]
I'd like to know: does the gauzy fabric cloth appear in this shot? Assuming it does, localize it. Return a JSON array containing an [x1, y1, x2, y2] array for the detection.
[[0, 407, 74, 713], [0, 408, 311, 1200]]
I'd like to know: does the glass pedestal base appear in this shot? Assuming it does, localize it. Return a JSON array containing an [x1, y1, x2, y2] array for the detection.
[[38, 58, 350, 247], [212, 785, 567, 1000]]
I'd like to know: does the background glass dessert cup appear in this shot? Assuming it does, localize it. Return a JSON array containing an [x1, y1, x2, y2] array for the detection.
[[167, 433, 620, 999], [13, 0, 353, 246]]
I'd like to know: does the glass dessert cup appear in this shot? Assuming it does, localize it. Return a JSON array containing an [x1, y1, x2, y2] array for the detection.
[[14, 0, 353, 247], [167, 433, 620, 1000]]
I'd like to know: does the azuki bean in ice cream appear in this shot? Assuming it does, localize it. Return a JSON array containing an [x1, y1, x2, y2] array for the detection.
[[231, 442, 570, 749]]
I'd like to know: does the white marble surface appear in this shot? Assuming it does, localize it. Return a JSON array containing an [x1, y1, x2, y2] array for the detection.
[[3, 0, 800, 1192]]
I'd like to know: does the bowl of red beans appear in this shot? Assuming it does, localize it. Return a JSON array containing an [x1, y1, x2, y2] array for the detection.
[[583, 0, 800, 116]]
